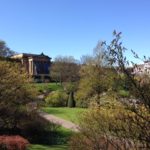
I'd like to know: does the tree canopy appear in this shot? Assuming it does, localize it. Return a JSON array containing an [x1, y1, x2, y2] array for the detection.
[[50, 55, 80, 84], [0, 60, 36, 132], [0, 40, 15, 57]]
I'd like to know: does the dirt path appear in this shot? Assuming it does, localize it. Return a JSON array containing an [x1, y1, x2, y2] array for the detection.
[[39, 111, 79, 132]]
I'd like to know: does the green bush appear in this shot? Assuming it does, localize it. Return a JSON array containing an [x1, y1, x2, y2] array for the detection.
[[69, 104, 149, 149], [75, 99, 89, 108], [118, 89, 130, 98], [67, 92, 76, 107], [45, 91, 68, 107]]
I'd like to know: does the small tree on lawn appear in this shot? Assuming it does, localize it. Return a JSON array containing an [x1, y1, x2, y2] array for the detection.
[[68, 91, 76, 108]]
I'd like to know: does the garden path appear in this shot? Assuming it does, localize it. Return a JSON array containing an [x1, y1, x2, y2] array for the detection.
[[39, 111, 79, 132]]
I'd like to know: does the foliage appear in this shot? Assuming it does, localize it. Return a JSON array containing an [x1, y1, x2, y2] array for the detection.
[[45, 91, 68, 107], [77, 66, 112, 99], [70, 31, 150, 149], [0, 109, 60, 145], [107, 31, 150, 148], [0, 60, 61, 146], [76, 41, 117, 107], [0, 135, 29, 150], [69, 102, 149, 149], [0, 60, 36, 132], [118, 90, 130, 98], [132, 74, 150, 107], [50, 56, 80, 84], [63, 82, 77, 108], [112, 74, 132, 96], [106, 31, 150, 146], [67, 92, 76, 108], [0, 40, 15, 57], [63, 82, 78, 94], [107, 31, 150, 109], [30, 83, 63, 94]]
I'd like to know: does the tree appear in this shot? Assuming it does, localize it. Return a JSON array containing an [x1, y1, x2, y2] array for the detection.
[[70, 31, 150, 149], [0, 60, 35, 132], [50, 56, 80, 84], [68, 91, 76, 107], [0, 40, 15, 57], [106, 31, 150, 148], [106, 31, 150, 108], [62, 81, 77, 108], [76, 41, 114, 107], [0, 60, 61, 145]]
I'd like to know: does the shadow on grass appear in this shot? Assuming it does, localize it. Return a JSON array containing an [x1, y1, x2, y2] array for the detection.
[[28, 144, 68, 150], [28, 127, 72, 150]]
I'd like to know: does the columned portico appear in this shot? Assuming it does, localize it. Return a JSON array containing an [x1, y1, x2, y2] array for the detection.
[[11, 53, 51, 82]]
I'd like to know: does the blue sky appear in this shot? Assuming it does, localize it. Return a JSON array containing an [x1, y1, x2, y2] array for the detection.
[[0, 0, 150, 62]]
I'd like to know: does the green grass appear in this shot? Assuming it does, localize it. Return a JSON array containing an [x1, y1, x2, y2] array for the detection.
[[30, 83, 63, 93], [28, 144, 68, 150], [42, 107, 87, 124]]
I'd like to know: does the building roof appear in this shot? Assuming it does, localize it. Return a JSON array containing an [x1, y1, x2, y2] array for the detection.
[[11, 53, 51, 59], [144, 60, 150, 63], [136, 64, 144, 69]]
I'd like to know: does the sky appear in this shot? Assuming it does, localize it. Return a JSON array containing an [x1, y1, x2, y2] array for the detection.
[[0, 0, 150, 62]]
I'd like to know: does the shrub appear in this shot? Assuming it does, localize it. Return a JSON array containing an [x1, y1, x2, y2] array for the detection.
[[0, 52, 66, 146], [118, 90, 130, 98], [0, 60, 37, 134], [67, 92, 76, 107], [45, 91, 68, 107], [75, 98, 89, 108], [0, 135, 29, 150], [69, 103, 150, 149]]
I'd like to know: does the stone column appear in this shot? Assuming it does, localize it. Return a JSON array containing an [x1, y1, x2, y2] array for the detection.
[[28, 58, 33, 75]]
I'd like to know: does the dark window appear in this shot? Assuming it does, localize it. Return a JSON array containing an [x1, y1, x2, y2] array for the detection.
[[34, 61, 50, 74]]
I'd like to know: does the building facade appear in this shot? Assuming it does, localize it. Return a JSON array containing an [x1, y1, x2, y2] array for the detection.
[[133, 61, 150, 75], [11, 53, 51, 82]]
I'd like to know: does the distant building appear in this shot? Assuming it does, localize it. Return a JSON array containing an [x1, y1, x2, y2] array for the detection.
[[11, 53, 51, 82], [133, 61, 150, 75]]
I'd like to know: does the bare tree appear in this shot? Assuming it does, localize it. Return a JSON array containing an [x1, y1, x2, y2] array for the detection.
[[50, 55, 80, 84]]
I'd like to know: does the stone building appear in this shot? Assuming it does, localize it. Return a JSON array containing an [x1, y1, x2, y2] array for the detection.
[[133, 61, 150, 75], [11, 53, 51, 82]]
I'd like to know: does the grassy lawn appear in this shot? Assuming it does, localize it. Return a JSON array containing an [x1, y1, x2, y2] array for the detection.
[[30, 83, 63, 93], [28, 144, 68, 150], [42, 107, 87, 124]]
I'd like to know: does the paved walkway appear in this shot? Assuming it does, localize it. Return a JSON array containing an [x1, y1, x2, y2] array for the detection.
[[39, 111, 79, 132]]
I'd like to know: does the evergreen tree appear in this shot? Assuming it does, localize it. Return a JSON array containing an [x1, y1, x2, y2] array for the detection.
[[68, 91, 76, 107]]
